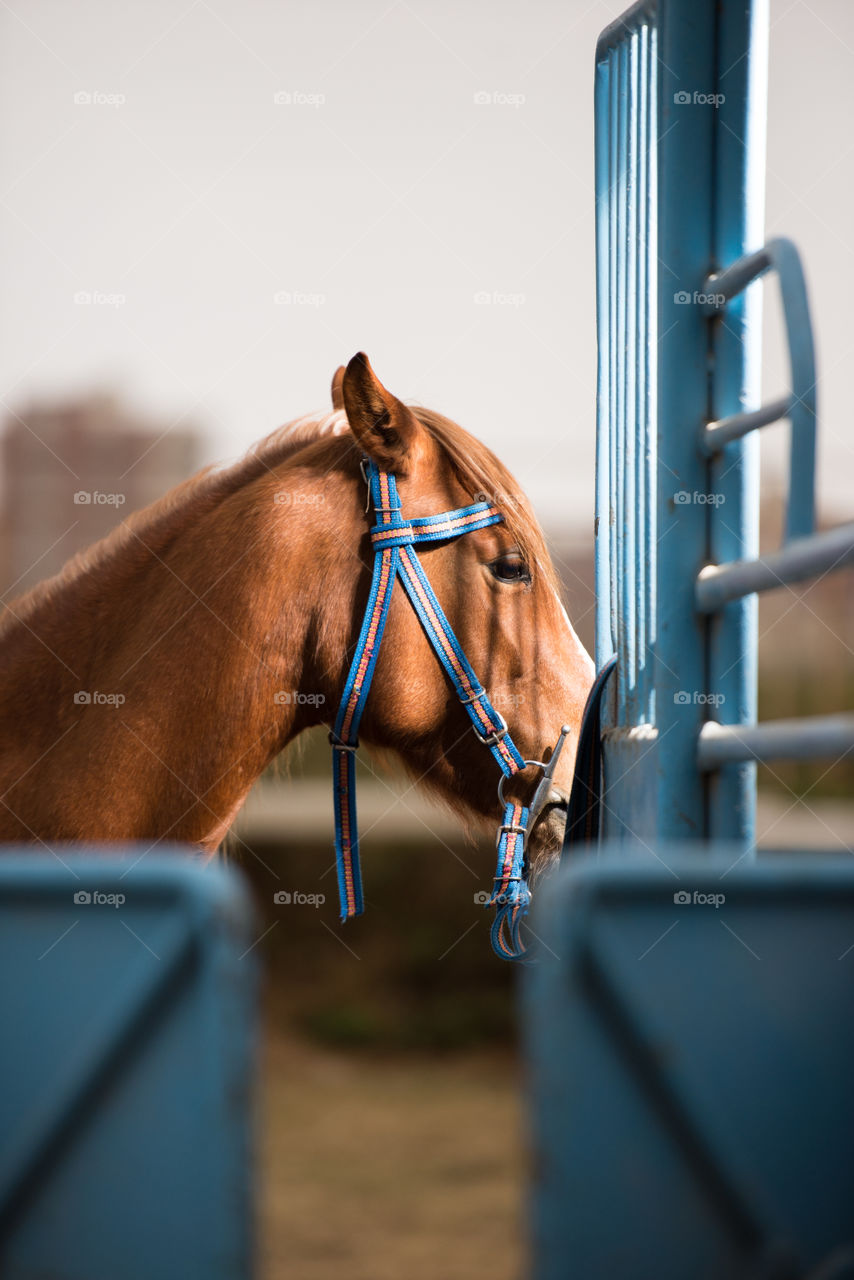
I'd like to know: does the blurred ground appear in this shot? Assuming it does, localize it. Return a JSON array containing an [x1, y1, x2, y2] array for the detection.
[[233, 825, 527, 1279], [259, 1030, 524, 1280]]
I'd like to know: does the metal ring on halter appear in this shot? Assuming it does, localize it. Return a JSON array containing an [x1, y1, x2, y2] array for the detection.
[[497, 759, 547, 808]]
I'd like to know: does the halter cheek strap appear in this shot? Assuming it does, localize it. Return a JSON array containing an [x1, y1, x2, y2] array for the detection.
[[490, 801, 531, 960], [331, 458, 534, 959]]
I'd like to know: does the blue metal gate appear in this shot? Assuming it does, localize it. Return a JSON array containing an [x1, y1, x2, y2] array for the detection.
[[594, 0, 854, 844], [525, 1, 854, 1274]]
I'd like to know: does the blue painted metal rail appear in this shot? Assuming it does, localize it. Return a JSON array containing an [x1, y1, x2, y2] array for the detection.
[[593, 0, 854, 846]]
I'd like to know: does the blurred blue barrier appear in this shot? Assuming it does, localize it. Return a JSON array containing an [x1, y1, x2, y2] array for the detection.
[[0, 853, 257, 1280], [524, 849, 854, 1279]]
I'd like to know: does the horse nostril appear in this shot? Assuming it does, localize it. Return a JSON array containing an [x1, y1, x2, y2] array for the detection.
[[541, 786, 570, 814]]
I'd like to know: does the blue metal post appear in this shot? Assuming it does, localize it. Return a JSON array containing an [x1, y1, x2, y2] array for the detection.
[[652, 0, 719, 840], [706, 0, 767, 845]]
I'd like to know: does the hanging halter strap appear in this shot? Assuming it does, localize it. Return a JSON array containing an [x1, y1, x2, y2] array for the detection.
[[331, 457, 554, 960]]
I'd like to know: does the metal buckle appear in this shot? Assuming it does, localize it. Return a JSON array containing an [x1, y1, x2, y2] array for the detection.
[[329, 733, 358, 752], [495, 825, 526, 848], [472, 713, 508, 747]]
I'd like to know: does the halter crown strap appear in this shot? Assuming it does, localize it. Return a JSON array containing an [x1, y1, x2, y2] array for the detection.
[[331, 459, 527, 943]]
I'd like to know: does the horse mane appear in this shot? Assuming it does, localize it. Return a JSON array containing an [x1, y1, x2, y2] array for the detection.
[[3, 402, 558, 627]]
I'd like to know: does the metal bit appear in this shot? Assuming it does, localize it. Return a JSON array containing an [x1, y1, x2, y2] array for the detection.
[[527, 724, 572, 827]]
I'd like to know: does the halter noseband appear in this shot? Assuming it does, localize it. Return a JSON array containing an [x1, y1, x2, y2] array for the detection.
[[330, 457, 571, 961]]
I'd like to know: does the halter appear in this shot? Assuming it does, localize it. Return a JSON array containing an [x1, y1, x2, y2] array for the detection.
[[330, 456, 571, 961]]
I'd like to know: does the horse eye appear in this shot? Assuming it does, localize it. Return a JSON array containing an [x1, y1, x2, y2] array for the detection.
[[489, 553, 530, 584]]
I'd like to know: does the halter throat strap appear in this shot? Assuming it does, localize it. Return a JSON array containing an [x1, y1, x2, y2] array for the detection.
[[330, 458, 528, 947]]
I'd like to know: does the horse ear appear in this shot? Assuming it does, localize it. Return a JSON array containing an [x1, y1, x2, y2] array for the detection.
[[341, 352, 421, 474], [330, 365, 346, 410]]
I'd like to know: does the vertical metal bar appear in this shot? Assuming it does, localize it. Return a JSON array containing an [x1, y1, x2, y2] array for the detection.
[[706, 0, 768, 846], [609, 59, 620, 682], [653, 0, 717, 839], [594, 59, 614, 673], [616, 39, 629, 727], [646, 22, 658, 729], [625, 33, 639, 723], [635, 22, 649, 723]]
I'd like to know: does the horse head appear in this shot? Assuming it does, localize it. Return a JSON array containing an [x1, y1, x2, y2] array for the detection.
[[313, 353, 595, 874]]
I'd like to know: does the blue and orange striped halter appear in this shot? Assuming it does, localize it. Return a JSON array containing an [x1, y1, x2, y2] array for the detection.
[[329, 457, 569, 961]]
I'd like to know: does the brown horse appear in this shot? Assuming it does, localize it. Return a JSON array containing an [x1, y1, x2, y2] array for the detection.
[[0, 355, 593, 875]]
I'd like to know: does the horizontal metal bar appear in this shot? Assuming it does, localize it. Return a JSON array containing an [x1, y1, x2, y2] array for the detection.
[[701, 243, 774, 312], [696, 521, 854, 612], [702, 238, 816, 540], [702, 393, 792, 454], [698, 714, 854, 769]]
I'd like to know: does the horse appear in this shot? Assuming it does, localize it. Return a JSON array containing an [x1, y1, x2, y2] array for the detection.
[[0, 354, 594, 893]]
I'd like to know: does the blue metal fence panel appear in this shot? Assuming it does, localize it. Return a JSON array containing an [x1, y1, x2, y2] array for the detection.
[[0, 854, 257, 1280], [594, 1, 657, 729], [595, 0, 767, 845], [529, 1, 854, 1273], [524, 850, 854, 1279]]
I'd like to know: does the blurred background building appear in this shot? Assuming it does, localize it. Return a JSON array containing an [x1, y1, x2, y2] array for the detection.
[[0, 394, 200, 598]]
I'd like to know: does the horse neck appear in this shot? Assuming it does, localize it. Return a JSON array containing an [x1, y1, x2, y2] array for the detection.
[[0, 453, 360, 847]]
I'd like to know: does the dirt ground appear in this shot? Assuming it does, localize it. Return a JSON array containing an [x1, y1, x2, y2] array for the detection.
[[259, 1029, 526, 1280]]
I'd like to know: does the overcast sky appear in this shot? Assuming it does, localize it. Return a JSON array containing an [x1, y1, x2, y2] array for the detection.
[[1, 0, 852, 539]]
